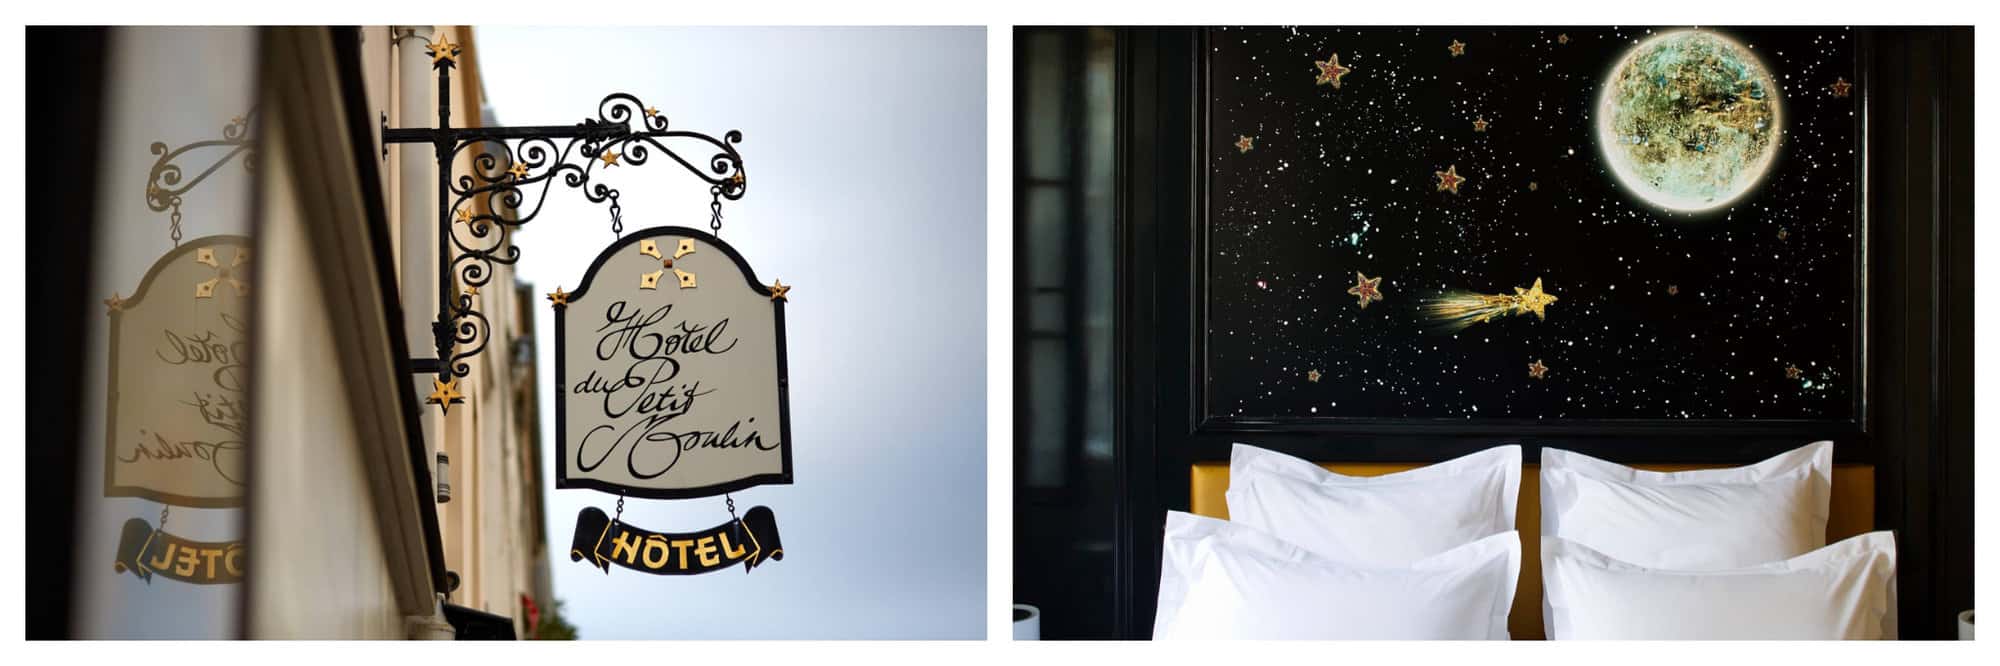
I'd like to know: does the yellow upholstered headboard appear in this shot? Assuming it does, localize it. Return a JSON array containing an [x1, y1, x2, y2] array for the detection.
[[1188, 462, 1875, 640]]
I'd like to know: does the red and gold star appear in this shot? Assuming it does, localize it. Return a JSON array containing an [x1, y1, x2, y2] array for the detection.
[[426, 35, 460, 66], [1306, 369, 1322, 383], [546, 286, 569, 307], [1557, 33, 1571, 45], [1346, 271, 1384, 309], [1314, 53, 1352, 89], [1785, 364, 1803, 380], [1435, 164, 1467, 194], [103, 292, 125, 314], [1527, 359, 1549, 380], [1667, 284, 1680, 296], [1448, 40, 1466, 57], [1830, 77, 1853, 98], [1471, 117, 1489, 132], [768, 279, 791, 302], [1235, 135, 1255, 153], [1777, 228, 1790, 241]]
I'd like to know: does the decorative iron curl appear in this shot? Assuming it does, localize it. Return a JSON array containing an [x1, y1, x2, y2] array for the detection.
[[416, 93, 746, 386], [145, 110, 258, 242]]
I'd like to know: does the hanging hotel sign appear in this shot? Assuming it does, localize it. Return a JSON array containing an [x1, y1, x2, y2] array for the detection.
[[569, 505, 783, 575], [103, 236, 251, 507], [113, 517, 246, 585], [554, 226, 792, 499]]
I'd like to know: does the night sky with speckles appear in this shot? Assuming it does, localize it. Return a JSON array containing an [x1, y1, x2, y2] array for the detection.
[[1206, 26, 1859, 420]]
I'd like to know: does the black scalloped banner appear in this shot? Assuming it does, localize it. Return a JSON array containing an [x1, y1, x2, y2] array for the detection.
[[568, 506, 783, 576], [112, 518, 244, 585]]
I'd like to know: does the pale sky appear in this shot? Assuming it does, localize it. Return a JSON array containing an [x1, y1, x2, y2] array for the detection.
[[475, 26, 988, 639]]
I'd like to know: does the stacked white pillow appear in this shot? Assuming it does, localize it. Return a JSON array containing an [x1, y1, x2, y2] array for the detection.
[[1156, 512, 1518, 640], [1154, 444, 1523, 639], [1539, 440, 1899, 640]]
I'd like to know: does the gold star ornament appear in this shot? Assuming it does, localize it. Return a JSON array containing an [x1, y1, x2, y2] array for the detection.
[[1306, 369, 1322, 383], [426, 35, 460, 66], [1514, 278, 1557, 320], [426, 376, 466, 413], [1527, 359, 1549, 380], [1785, 364, 1803, 380], [1236, 135, 1255, 153], [644, 106, 660, 118], [1435, 164, 1467, 194], [546, 286, 569, 307], [1346, 271, 1385, 309], [600, 150, 620, 168], [768, 279, 791, 302], [103, 292, 126, 315], [507, 161, 530, 180], [1557, 33, 1571, 45], [1471, 117, 1489, 132], [1830, 77, 1853, 98], [1448, 40, 1466, 57], [1314, 53, 1352, 89]]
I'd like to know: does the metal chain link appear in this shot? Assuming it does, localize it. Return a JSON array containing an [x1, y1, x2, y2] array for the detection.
[[608, 193, 624, 238], [614, 493, 625, 524], [709, 188, 724, 238], [159, 504, 170, 531], [725, 493, 738, 521], [169, 202, 184, 247]]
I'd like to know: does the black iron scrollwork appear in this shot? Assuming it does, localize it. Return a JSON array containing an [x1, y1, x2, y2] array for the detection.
[[145, 110, 258, 245], [385, 40, 746, 409]]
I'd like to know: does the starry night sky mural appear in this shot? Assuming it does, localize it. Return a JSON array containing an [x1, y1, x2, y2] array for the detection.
[[1205, 26, 1860, 421]]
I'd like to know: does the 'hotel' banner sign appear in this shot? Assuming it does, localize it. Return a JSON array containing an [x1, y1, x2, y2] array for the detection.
[[569, 506, 783, 575], [554, 227, 793, 499]]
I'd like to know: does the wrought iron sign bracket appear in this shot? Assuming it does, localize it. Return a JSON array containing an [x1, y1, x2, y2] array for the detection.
[[380, 35, 747, 413]]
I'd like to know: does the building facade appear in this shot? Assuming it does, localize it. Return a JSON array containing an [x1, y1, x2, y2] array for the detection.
[[26, 25, 553, 639]]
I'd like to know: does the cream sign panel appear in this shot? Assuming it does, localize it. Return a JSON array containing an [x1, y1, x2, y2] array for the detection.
[[555, 226, 792, 499], [104, 236, 251, 507]]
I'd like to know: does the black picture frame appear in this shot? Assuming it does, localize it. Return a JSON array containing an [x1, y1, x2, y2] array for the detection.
[[552, 225, 794, 500]]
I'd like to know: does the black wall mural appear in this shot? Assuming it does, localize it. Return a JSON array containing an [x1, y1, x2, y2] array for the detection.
[[1205, 26, 1862, 421]]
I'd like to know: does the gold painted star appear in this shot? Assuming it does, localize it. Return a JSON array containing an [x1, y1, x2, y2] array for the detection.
[[600, 150, 620, 168], [1527, 359, 1549, 379], [1830, 77, 1852, 98], [644, 106, 660, 118], [1557, 33, 1570, 45], [1235, 135, 1255, 153], [463, 284, 479, 297], [1777, 228, 1790, 240], [1435, 164, 1467, 194], [1785, 364, 1803, 380], [730, 170, 746, 187], [1527, 181, 1539, 191], [1448, 40, 1466, 57], [546, 286, 569, 307], [1346, 271, 1384, 309], [1306, 369, 1322, 383], [426, 376, 465, 413], [1314, 53, 1352, 89], [454, 207, 472, 224], [1515, 278, 1557, 320], [507, 161, 529, 180], [103, 292, 125, 314], [768, 279, 791, 302], [1667, 284, 1680, 296], [426, 35, 460, 66], [1471, 117, 1489, 132]]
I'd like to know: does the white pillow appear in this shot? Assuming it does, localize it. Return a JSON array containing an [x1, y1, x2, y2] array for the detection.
[[1543, 532, 1897, 640], [1540, 440, 1833, 569], [1224, 443, 1520, 565], [1155, 512, 1518, 640]]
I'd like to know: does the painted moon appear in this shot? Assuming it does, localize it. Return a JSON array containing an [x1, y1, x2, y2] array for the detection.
[[1595, 30, 1781, 213]]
